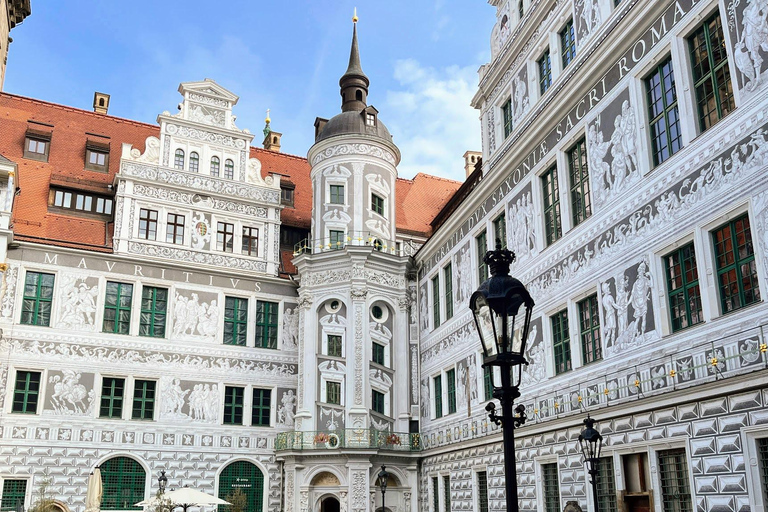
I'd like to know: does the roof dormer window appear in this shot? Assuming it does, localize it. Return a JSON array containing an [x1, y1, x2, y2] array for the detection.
[[366, 113, 376, 126], [85, 140, 110, 172]]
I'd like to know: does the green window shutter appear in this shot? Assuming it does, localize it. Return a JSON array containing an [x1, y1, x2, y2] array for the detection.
[[224, 386, 244, 425], [372, 389, 385, 414], [578, 294, 602, 364], [476, 231, 488, 284], [434, 375, 443, 418], [658, 449, 692, 512], [444, 264, 453, 320], [132, 380, 155, 420], [224, 297, 248, 346], [21, 271, 54, 326], [552, 309, 571, 374], [139, 287, 167, 338], [255, 301, 279, 348], [712, 215, 760, 313], [100, 457, 145, 511], [664, 243, 703, 331], [477, 471, 489, 512], [432, 275, 441, 328], [251, 388, 271, 426], [1, 480, 27, 512], [328, 335, 343, 357], [568, 138, 591, 226], [218, 462, 264, 512], [372, 342, 385, 365], [103, 282, 133, 334], [446, 369, 457, 414], [100, 377, 125, 418], [541, 167, 562, 245], [12, 371, 41, 414]]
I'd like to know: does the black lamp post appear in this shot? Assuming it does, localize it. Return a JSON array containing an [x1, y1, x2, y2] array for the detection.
[[578, 415, 603, 512], [377, 466, 389, 512], [470, 240, 535, 512], [158, 469, 168, 495]]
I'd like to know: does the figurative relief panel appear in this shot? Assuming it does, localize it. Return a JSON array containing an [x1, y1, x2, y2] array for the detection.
[[44, 370, 96, 415], [456, 354, 479, 408], [511, 67, 530, 128], [727, 0, 768, 97], [587, 90, 641, 210], [172, 290, 219, 341], [420, 377, 430, 419], [277, 388, 297, 427], [600, 259, 658, 357], [57, 275, 99, 331], [574, 0, 602, 42], [159, 377, 219, 424], [282, 304, 299, 351], [753, 190, 768, 274], [420, 284, 429, 331], [507, 183, 538, 263], [454, 242, 473, 307], [491, 2, 512, 58], [520, 317, 544, 386]]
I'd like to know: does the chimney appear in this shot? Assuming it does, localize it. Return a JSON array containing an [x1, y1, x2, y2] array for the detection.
[[263, 131, 282, 152], [93, 92, 110, 114], [463, 150, 482, 178]]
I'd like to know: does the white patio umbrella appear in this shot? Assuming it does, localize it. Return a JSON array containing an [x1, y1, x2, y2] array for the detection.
[[84, 467, 103, 512], [136, 486, 231, 512]]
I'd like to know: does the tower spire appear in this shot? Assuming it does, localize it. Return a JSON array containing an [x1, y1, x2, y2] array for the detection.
[[339, 11, 369, 112]]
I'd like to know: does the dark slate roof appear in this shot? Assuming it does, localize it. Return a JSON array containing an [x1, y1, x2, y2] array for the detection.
[[315, 110, 392, 143]]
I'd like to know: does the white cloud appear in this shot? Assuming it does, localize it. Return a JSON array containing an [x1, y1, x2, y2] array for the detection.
[[383, 59, 482, 182]]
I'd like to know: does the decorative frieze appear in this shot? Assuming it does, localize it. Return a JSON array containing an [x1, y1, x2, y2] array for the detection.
[[127, 242, 268, 272], [311, 143, 397, 166]]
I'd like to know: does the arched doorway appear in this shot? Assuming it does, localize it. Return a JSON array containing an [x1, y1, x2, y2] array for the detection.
[[218, 461, 264, 512], [100, 456, 146, 510], [320, 496, 340, 512]]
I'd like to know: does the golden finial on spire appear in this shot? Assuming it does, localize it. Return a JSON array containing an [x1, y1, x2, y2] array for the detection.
[[265, 108, 271, 124], [352, 7, 358, 23]]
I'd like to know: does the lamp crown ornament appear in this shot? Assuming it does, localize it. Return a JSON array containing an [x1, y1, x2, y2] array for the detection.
[[484, 239, 516, 276]]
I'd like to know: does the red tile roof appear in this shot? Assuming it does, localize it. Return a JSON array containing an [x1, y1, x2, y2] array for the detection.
[[0, 92, 462, 254]]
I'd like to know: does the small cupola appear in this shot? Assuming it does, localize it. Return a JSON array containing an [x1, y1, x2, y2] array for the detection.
[[262, 109, 282, 152], [339, 11, 370, 113], [93, 92, 110, 114]]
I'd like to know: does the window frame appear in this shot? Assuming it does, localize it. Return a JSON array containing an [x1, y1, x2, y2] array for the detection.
[[21, 271, 54, 327], [224, 296, 248, 346], [578, 294, 602, 365], [12, 370, 41, 414], [493, 213, 507, 249], [251, 388, 271, 427], [663, 243, 703, 331], [224, 159, 235, 179], [210, 156, 220, 177], [444, 263, 453, 320], [476, 230, 488, 285], [446, 368, 457, 415], [432, 274, 441, 328], [254, 300, 279, 349], [326, 381, 342, 405], [371, 193, 385, 216], [712, 214, 760, 314], [1, 479, 28, 512], [329, 184, 345, 205], [567, 138, 591, 226], [166, 213, 185, 245], [139, 286, 167, 338], [539, 49, 552, 95], [645, 56, 682, 166], [224, 386, 245, 425], [542, 463, 561, 512], [551, 308, 572, 374], [189, 151, 200, 173], [242, 226, 259, 256], [657, 448, 692, 511], [372, 389, 386, 415], [24, 136, 49, 162], [138, 208, 158, 240], [372, 341, 386, 366], [99, 376, 125, 419], [476, 470, 489, 512], [85, 148, 109, 172], [560, 19, 576, 68], [502, 98, 513, 138], [433, 374, 443, 418], [103, 281, 133, 335], [541, 165, 562, 246], [328, 334, 343, 358], [131, 379, 156, 421], [174, 149, 185, 170], [217, 221, 235, 253]]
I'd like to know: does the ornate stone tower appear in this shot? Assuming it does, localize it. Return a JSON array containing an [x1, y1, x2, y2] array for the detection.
[[277, 16, 418, 512]]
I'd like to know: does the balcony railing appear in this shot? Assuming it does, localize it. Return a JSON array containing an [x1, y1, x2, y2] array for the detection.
[[293, 231, 407, 256], [275, 429, 420, 452]]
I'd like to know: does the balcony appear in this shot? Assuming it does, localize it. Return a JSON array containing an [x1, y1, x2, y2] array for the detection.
[[275, 429, 421, 452], [293, 231, 417, 257]]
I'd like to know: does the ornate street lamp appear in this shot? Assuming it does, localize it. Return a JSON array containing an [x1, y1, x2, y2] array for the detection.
[[377, 466, 389, 512], [579, 416, 603, 512], [158, 469, 168, 495], [470, 240, 534, 512]]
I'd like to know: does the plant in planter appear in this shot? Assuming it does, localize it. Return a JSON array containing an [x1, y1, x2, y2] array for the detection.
[[313, 432, 330, 445]]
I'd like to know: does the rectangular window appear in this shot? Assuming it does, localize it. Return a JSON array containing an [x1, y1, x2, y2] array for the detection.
[[542, 166, 562, 245], [103, 282, 133, 335], [444, 264, 453, 320], [12, 371, 41, 414], [224, 297, 248, 346], [372, 193, 385, 215], [85, 149, 108, 171], [446, 368, 457, 415], [51, 188, 113, 215], [139, 286, 167, 338], [560, 19, 576, 68], [132, 380, 155, 420], [100, 377, 125, 418], [432, 275, 441, 328], [658, 449, 692, 512], [255, 300, 279, 348], [1, 480, 27, 512], [326, 381, 341, 405], [224, 386, 244, 425], [21, 271, 54, 327], [664, 243, 703, 331], [688, 13, 734, 132], [502, 99, 513, 138], [328, 334, 343, 357], [443, 476, 451, 512], [432, 477, 440, 512], [252, 388, 271, 426], [595, 457, 618, 512], [372, 342, 385, 365], [477, 471, 489, 512], [329, 230, 345, 250], [578, 294, 602, 364], [539, 50, 552, 94], [242, 227, 259, 256], [217, 222, 234, 252], [477, 231, 488, 284], [372, 389, 385, 414], [552, 309, 571, 374], [542, 463, 561, 512], [329, 184, 344, 204], [568, 138, 591, 226], [434, 375, 443, 418], [138, 209, 158, 240], [646, 57, 682, 166], [24, 136, 49, 161], [493, 213, 507, 249], [281, 186, 295, 206], [712, 215, 760, 313], [166, 213, 185, 244], [483, 366, 493, 401], [758, 437, 768, 503]]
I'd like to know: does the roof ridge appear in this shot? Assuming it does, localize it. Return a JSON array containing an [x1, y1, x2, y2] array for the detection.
[[407, 172, 463, 184], [0, 92, 160, 130], [249, 146, 308, 162]]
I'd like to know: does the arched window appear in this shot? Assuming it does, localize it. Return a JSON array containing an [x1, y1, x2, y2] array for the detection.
[[355, 90, 363, 101], [211, 156, 220, 177], [218, 461, 264, 512], [174, 149, 185, 170], [100, 457, 146, 510], [189, 152, 199, 173], [224, 159, 235, 179]]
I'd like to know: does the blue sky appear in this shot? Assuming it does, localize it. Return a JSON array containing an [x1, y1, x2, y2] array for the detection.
[[6, 1, 496, 181]]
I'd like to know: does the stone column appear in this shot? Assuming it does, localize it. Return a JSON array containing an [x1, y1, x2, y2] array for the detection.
[[294, 292, 314, 431], [348, 285, 369, 429]]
